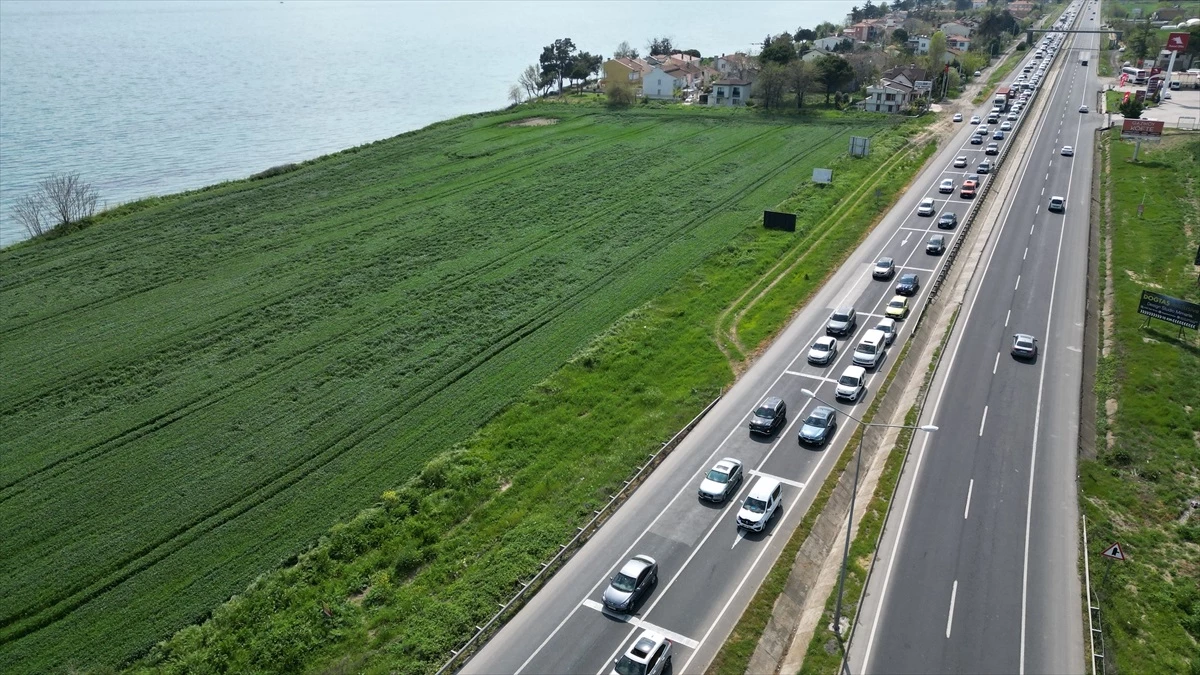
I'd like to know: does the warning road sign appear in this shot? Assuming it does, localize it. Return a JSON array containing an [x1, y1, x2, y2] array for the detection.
[[1101, 542, 1126, 561]]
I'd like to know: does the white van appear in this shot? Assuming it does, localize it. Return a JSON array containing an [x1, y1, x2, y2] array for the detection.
[[852, 329, 887, 369], [736, 477, 781, 532]]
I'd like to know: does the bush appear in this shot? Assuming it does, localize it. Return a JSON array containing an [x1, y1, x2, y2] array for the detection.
[[251, 163, 301, 180], [606, 79, 635, 108], [1017, 42, 1028, 51]]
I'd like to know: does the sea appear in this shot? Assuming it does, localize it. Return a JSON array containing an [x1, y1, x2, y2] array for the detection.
[[0, 0, 856, 247]]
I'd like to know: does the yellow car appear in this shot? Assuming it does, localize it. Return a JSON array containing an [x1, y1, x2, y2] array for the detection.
[[885, 295, 910, 319]]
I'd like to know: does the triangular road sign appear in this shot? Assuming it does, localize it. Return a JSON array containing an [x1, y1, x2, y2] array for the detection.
[[1101, 542, 1126, 561]]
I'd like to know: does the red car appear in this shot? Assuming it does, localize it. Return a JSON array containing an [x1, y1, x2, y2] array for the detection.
[[960, 179, 977, 198]]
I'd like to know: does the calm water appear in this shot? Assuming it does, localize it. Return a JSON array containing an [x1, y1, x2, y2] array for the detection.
[[0, 0, 855, 246]]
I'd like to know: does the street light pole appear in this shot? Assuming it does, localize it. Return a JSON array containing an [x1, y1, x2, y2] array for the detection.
[[799, 388, 937, 641]]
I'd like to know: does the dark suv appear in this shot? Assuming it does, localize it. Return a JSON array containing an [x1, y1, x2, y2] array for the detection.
[[895, 273, 921, 296], [748, 396, 787, 436], [826, 306, 858, 337]]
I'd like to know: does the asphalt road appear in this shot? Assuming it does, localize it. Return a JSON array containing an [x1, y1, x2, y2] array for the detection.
[[461, 17, 1083, 675], [849, 2, 1101, 673]]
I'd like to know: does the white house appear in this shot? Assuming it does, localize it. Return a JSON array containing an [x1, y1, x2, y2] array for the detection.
[[643, 65, 689, 99], [940, 21, 973, 38], [715, 52, 756, 77], [863, 80, 914, 113], [708, 78, 751, 106], [802, 47, 836, 63], [814, 36, 851, 51], [907, 34, 932, 55]]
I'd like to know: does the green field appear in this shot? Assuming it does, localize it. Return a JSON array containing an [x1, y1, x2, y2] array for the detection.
[[0, 104, 897, 671], [1085, 132, 1200, 674]]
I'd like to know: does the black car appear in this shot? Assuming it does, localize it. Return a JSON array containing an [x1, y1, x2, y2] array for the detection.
[[970, 135, 984, 145], [895, 273, 920, 296], [825, 306, 858, 337], [798, 406, 838, 446], [749, 396, 787, 435], [938, 212, 958, 229], [926, 234, 946, 255]]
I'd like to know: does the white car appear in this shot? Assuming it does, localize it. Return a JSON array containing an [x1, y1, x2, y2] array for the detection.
[[612, 630, 674, 675], [875, 318, 897, 345], [917, 197, 936, 216], [970, 115, 981, 124], [953, 112, 963, 122], [835, 365, 867, 402], [1007, 112, 1019, 121], [953, 156, 968, 168], [1001, 121, 1013, 131], [1049, 195, 1065, 212], [939, 178, 955, 193], [1061, 145, 1074, 156], [807, 336, 839, 366]]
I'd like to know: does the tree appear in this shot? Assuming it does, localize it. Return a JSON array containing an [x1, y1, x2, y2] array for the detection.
[[760, 34, 797, 65], [794, 28, 817, 42], [955, 0, 971, 10], [850, 6, 863, 23], [925, 30, 947, 70], [814, 21, 840, 38], [647, 36, 673, 56], [1119, 98, 1144, 119], [606, 78, 635, 108], [755, 63, 789, 109], [787, 60, 817, 109], [518, 64, 542, 100], [568, 51, 603, 93], [680, 48, 701, 58], [816, 54, 854, 104], [539, 38, 577, 94], [508, 84, 523, 105], [613, 40, 639, 59], [892, 28, 909, 44], [10, 172, 99, 238]]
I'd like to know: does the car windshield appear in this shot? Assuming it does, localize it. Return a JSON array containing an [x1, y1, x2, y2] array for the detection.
[[744, 497, 767, 514], [878, 258, 893, 266], [611, 572, 638, 592], [901, 274, 916, 283], [805, 413, 829, 427], [839, 374, 860, 386], [889, 299, 905, 308], [614, 655, 647, 675], [706, 468, 730, 483], [754, 406, 776, 419], [812, 341, 830, 352], [832, 311, 851, 322]]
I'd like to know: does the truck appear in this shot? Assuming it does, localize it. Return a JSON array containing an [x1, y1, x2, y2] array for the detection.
[[1081, 53, 1089, 66], [993, 87, 1012, 111]]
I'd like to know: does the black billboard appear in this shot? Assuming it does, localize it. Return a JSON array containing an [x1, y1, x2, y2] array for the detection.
[[1137, 290, 1200, 330], [763, 211, 796, 232]]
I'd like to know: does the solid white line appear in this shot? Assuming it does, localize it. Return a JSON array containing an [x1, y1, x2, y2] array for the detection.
[[902, 266, 936, 273], [784, 370, 835, 383], [1015, 275, 1021, 290], [580, 599, 701, 650], [964, 479, 974, 520], [993, 351, 1000, 375], [946, 580, 958, 638], [979, 406, 988, 437]]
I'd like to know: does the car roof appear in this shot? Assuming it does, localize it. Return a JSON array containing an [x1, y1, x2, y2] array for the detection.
[[761, 396, 783, 407], [900, 273, 918, 280], [713, 458, 740, 472], [627, 630, 667, 660], [748, 476, 781, 499], [862, 328, 886, 342], [620, 555, 654, 576], [1015, 333, 1036, 341], [877, 256, 894, 264], [889, 295, 907, 303], [815, 335, 837, 345], [843, 365, 866, 377], [876, 317, 896, 327], [834, 305, 854, 314], [810, 406, 834, 418]]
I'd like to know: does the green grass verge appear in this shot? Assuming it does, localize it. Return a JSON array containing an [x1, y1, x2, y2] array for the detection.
[[91, 117, 934, 673], [0, 101, 898, 672], [1081, 131, 1200, 675]]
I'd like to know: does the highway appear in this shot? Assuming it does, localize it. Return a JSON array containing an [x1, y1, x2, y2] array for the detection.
[[461, 9, 1088, 674], [848, 1, 1101, 673]]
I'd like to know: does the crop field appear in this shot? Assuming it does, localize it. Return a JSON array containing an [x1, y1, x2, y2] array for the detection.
[[0, 104, 891, 670]]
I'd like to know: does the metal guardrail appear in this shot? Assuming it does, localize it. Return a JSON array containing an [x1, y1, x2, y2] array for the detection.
[[434, 392, 724, 675], [1082, 514, 1106, 675]]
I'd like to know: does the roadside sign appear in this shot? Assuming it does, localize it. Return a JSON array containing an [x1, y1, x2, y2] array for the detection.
[[1137, 290, 1200, 330], [1166, 32, 1190, 53], [914, 80, 933, 93], [812, 168, 833, 184], [1121, 118, 1164, 141], [1100, 542, 1126, 561]]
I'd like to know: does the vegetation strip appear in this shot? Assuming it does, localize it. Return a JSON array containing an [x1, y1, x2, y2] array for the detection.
[[1081, 130, 1200, 675]]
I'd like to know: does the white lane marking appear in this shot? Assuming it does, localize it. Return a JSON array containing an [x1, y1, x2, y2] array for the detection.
[[1041, 187, 1045, 195], [784, 370, 836, 383], [1031, 223, 1036, 235], [1036, 205, 1040, 214], [979, 405, 988, 437], [964, 479, 974, 520], [1045, 172, 1049, 180], [993, 351, 1000, 375], [860, 47, 1072, 670], [902, 265, 936, 273], [580, 599, 701, 650], [1023, 247, 1028, 260], [1015, 275, 1021, 290], [946, 580, 958, 638], [749, 469, 805, 489], [901, 231, 911, 246]]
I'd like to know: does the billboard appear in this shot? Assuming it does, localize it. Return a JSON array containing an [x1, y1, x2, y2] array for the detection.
[[812, 168, 833, 184], [1121, 119, 1164, 138], [763, 211, 797, 232], [849, 136, 871, 157], [914, 80, 933, 93], [1137, 290, 1200, 330], [1166, 32, 1190, 53]]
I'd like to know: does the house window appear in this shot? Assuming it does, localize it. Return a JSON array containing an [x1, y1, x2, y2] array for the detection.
[[732, 87, 741, 97], [885, 93, 896, 101]]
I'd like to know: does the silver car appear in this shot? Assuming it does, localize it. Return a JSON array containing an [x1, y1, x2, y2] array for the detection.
[[807, 336, 839, 366], [612, 629, 673, 675], [698, 458, 743, 502], [603, 555, 658, 613]]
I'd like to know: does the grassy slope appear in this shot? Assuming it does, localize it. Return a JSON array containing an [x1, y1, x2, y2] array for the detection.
[[1084, 132, 1200, 674], [116, 119, 932, 673], [0, 103, 891, 671]]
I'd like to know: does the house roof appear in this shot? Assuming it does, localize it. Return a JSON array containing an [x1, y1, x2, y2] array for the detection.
[[714, 78, 752, 86], [611, 57, 653, 74]]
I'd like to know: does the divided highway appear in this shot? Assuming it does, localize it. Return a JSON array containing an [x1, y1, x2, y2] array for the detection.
[[463, 11, 1087, 673], [849, 1, 1101, 673]]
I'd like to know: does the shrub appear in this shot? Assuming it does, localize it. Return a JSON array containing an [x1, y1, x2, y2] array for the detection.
[[251, 163, 301, 180], [606, 79, 635, 108]]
